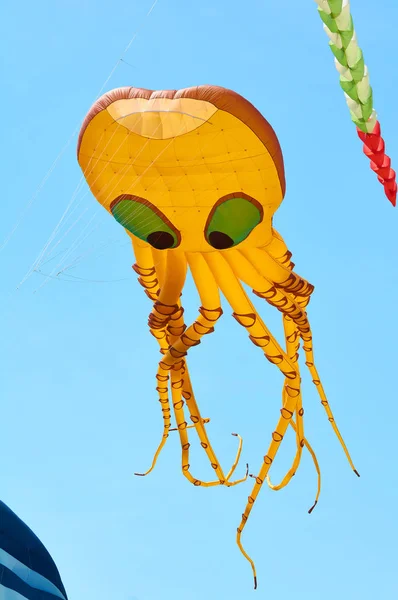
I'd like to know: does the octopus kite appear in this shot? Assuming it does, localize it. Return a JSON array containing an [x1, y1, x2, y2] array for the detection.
[[77, 2, 395, 589], [77, 84, 359, 586]]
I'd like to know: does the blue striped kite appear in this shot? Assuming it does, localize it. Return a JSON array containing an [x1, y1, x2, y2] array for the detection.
[[0, 500, 68, 600]]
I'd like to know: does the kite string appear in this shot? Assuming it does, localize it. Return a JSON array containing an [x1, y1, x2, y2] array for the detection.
[[99, 0, 160, 94], [32, 116, 176, 291], [31, 89, 223, 289], [34, 120, 224, 290], [30, 103, 252, 290], [0, 142, 73, 253], [21, 127, 120, 285], [22, 114, 135, 286], [25, 94, 164, 286], [24, 108, 223, 287], [45, 125, 228, 286], [27, 67, 211, 279], [34, 105, 202, 285], [2, 0, 160, 256]]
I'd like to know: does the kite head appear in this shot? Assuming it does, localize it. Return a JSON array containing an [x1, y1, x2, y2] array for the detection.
[[77, 85, 285, 253]]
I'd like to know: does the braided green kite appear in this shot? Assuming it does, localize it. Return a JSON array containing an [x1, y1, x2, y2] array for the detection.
[[314, 0, 396, 205]]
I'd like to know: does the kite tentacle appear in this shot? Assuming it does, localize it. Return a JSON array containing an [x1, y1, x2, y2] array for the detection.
[[132, 247, 222, 482], [180, 369, 247, 484], [268, 408, 322, 515], [265, 315, 304, 492], [263, 228, 297, 272], [244, 247, 314, 297], [241, 247, 359, 476], [267, 243, 321, 507], [282, 308, 320, 513], [266, 316, 321, 512], [225, 250, 309, 491], [165, 270, 247, 487], [169, 367, 248, 487], [204, 251, 303, 589], [131, 259, 172, 477], [169, 365, 221, 487], [244, 238, 321, 505], [170, 319, 246, 486], [147, 248, 187, 331], [167, 251, 247, 485], [132, 243, 247, 486], [157, 296, 248, 487], [132, 245, 190, 477]]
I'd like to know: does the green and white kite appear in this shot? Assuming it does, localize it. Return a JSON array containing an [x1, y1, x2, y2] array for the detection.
[[314, 0, 396, 205]]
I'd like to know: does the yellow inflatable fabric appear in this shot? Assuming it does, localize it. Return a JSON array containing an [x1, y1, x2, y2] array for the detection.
[[78, 85, 358, 588]]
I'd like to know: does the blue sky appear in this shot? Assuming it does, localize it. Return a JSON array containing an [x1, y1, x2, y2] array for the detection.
[[1, 1, 398, 598]]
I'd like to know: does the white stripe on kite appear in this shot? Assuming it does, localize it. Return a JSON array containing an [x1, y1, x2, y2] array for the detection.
[[0, 583, 29, 600], [0, 549, 66, 600]]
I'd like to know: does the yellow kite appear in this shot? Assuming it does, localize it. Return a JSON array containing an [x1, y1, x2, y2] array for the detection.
[[78, 85, 360, 587]]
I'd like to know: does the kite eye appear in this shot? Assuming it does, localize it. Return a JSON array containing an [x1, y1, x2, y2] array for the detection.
[[110, 195, 180, 250], [205, 193, 263, 250]]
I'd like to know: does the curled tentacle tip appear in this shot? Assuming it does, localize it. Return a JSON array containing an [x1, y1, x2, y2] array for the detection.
[[254, 576, 257, 590], [231, 432, 238, 437], [308, 500, 318, 514], [354, 469, 360, 478], [134, 472, 146, 477]]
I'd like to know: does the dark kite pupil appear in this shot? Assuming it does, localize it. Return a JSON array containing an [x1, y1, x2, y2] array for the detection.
[[147, 231, 175, 250], [208, 230, 234, 250]]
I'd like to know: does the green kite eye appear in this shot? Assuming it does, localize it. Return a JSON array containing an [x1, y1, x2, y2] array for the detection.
[[110, 195, 180, 250], [205, 193, 263, 250]]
